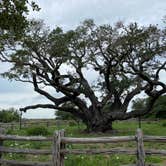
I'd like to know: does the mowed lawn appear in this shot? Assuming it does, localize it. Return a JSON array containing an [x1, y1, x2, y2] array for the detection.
[[3, 119, 166, 166]]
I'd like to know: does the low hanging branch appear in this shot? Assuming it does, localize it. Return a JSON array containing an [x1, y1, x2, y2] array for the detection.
[[20, 104, 57, 112]]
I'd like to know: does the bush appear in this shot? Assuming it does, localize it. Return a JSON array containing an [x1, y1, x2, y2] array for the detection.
[[26, 126, 49, 136], [0, 108, 20, 123]]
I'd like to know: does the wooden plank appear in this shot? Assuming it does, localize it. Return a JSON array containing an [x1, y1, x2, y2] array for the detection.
[[0, 134, 52, 141], [0, 159, 51, 166], [61, 148, 137, 155], [0, 146, 51, 155], [61, 136, 135, 144], [143, 136, 166, 142], [136, 129, 145, 166]]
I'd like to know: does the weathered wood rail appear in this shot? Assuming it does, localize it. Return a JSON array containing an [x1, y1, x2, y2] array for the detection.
[[0, 128, 165, 166]]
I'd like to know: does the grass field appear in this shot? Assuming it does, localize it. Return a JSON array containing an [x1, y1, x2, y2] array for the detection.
[[2, 119, 166, 166]]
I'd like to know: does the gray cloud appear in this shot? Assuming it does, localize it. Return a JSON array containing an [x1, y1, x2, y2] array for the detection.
[[32, 0, 166, 29]]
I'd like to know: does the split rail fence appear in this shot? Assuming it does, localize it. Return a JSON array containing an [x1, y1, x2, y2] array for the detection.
[[0, 128, 165, 166], [0, 120, 72, 130]]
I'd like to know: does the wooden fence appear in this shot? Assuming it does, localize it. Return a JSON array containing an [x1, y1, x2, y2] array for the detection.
[[0, 119, 160, 130], [0, 120, 75, 130], [0, 128, 166, 166]]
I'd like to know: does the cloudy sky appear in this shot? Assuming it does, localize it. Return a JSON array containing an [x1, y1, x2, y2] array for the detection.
[[0, 0, 166, 119]]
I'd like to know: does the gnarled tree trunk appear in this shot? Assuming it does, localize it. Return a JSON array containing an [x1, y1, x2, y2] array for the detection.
[[86, 120, 113, 133]]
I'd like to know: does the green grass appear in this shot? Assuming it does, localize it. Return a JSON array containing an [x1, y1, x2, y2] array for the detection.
[[3, 119, 166, 166]]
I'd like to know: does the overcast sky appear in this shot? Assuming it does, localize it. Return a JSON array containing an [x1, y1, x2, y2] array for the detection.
[[0, 0, 166, 119]]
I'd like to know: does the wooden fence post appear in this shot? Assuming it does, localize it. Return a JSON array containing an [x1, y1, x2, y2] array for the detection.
[[47, 121, 49, 127], [136, 128, 145, 166], [0, 128, 5, 166], [60, 130, 65, 166], [52, 130, 63, 166]]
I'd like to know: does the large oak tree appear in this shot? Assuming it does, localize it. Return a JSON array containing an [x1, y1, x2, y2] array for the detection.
[[1, 20, 166, 132]]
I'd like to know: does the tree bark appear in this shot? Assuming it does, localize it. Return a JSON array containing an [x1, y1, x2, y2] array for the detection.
[[86, 118, 113, 133]]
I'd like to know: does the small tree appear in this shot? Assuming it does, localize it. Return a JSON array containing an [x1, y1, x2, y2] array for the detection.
[[0, 108, 20, 123]]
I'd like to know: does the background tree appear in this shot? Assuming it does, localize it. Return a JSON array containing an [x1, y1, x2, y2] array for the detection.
[[0, 108, 20, 123], [132, 95, 166, 119], [0, 20, 166, 132]]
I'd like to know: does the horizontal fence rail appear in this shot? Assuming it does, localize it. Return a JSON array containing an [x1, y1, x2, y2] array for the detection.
[[0, 146, 51, 155], [0, 160, 51, 166], [0, 128, 165, 166], [143, 135, 166, 142], [61, 136, 135, 144], [0, 135, 52, 141], [61, 148, 137, 155]]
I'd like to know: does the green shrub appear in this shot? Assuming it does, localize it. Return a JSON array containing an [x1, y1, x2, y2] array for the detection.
[[0, 108, 20, 123], [26, 126, 49, 136]]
